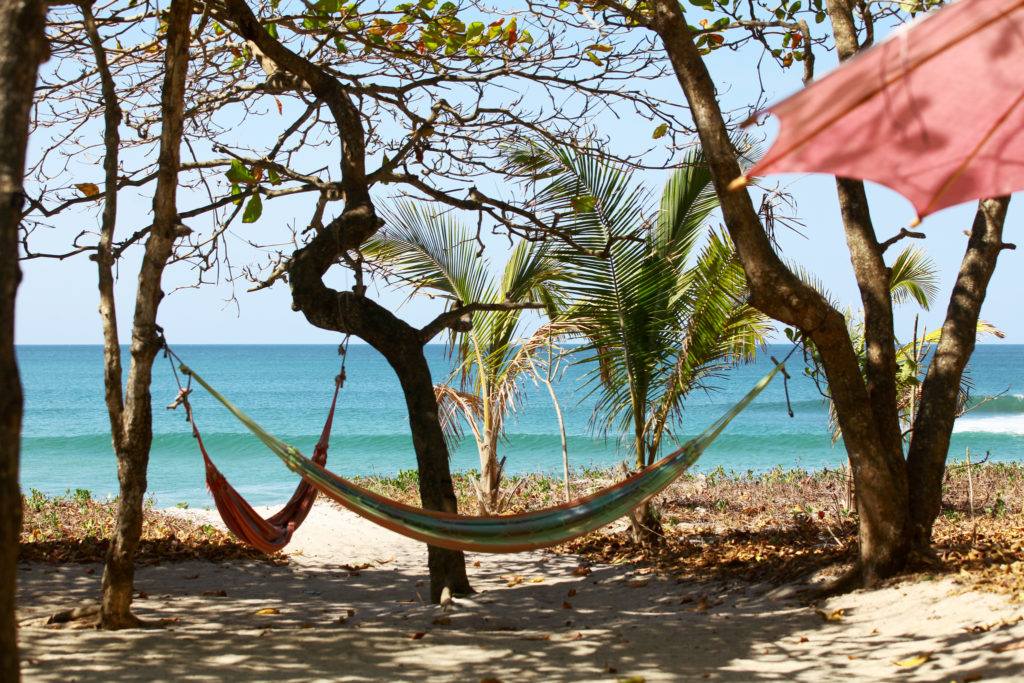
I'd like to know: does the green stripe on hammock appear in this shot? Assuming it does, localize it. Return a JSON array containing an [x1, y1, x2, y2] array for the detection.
[[180, 363, 781, 553]]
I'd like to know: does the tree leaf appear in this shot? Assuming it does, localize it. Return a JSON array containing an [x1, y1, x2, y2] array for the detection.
[[75, 183, 100, 197], [226, 159, 257, 184], [892, 652, 932, 668], [652, 123, 668, 139], [571, 195, 596, 212], [242, 194, 263, 223]]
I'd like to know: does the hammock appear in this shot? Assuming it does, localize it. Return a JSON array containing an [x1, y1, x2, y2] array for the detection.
[[176, 378, 342, 554], [178, 361, 782, 554]]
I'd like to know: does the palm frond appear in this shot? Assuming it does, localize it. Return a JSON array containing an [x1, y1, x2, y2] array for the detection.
[[365, 201, 495, 306], [433, 383, 484, 453], [889, 245, 939, 309]]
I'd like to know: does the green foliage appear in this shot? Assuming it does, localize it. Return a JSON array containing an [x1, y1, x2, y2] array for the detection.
[[242, 193, 263, 223], [507, 141, 770, 468], [364, 202, 563, 511], [26, 488, 47, 512]]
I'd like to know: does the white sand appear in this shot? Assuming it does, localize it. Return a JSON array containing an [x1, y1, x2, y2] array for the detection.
[[16, 502, 1024, 681]]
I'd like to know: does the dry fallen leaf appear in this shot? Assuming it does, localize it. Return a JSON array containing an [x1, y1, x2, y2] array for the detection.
[[562, 601, 573, 609], [202, 590, 227, 597], [254, 608, 280, 615], [480, 678, 504, 683], [572, 567, 591, 576], [567, 588, 577, 597], [690, 596, 711, 612], [892, 652, 932, 668], [377, 556, 394, 564], [616, 677, 645, 683], [410, 631, 426, 640], [796, 636, 809, 643], [433, 616, 451, 626], [628, 580, 649, 589], [530, 577, 545, 583], [814, 608, 845, 622], [506, 576, 524, 587], [472, 561, 481, 567], [342, 562, 372, 571], [963, 674, 983, 682]]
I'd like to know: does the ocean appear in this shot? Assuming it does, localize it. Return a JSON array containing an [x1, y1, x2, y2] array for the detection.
[[16, 344, 1024, 507]]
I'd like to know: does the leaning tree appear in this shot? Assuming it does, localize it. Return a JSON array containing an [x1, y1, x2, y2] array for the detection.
[[534, 0, 1014, 589]]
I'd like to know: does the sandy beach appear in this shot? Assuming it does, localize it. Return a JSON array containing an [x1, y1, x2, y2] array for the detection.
[[15, 501, 1024, 681]]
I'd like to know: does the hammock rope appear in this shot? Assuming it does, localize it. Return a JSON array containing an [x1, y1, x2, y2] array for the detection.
[[165, 342, 348, 553], [177, 360, 782, 554]]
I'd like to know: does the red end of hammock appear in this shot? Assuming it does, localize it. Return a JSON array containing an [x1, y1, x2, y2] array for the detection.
[[187, 378, 341, 554]]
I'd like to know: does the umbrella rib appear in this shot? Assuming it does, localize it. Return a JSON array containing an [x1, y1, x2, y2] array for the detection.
[[918, 85, 1024, 220], [752, 0, 1024, 172]]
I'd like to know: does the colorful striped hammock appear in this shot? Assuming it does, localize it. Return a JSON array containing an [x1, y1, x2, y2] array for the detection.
[[179, 363, 781, 553]]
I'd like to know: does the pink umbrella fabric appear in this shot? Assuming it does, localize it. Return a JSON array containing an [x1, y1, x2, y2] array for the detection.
[[740, 0, 1024, 224]]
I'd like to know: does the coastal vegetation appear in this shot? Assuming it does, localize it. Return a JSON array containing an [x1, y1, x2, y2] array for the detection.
[[20, 461, 1024, 599]]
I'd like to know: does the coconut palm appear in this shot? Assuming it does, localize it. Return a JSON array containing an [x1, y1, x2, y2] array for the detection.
[[507, 141, 772, 540], [364, 201, 561, 513]]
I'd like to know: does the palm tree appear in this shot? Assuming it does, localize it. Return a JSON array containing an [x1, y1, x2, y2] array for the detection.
[[507, 141, 772, 541], [364, 201, 561, 513]]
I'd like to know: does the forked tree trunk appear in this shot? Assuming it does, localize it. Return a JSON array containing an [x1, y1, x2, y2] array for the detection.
[[99, 0, 193, 628], [648, 0, 911, 585], [645, 0, 1008, 586], [284, 277, 472, 601], [0, 0, 47, 676]]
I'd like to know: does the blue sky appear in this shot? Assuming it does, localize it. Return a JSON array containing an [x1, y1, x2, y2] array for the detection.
[[15, 7, 1023, 345]]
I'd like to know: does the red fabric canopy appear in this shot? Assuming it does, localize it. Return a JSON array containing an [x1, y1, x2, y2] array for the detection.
[[746, 0, 1024, 222]]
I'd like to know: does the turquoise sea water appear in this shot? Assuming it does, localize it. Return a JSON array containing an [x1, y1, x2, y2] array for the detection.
[[17, 344, 1024, 507]]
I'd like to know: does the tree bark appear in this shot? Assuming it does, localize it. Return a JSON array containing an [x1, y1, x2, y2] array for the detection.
[[0, 0, 47, 676], [100, 0, 193, 629], [647, 0, 911, 583], [906, 197, 1010, 551]]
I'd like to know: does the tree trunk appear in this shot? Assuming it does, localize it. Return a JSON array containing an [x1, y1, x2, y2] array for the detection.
[[906, 197, 1010, 551], [0, 0, 47, 676], [647, 0, 911, 585], [383, 335, 472, 600], [100, 0, 193, 629]]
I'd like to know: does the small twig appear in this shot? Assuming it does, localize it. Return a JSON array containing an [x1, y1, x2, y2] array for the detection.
[[967, 447, 977, 547], [879, 227, 926, 253]]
